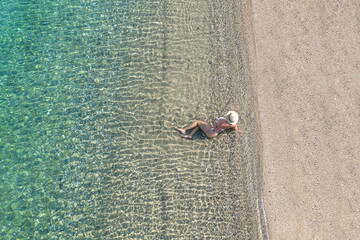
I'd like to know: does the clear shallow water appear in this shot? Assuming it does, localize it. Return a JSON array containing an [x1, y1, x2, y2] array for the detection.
[[0, 0, 265, 239]]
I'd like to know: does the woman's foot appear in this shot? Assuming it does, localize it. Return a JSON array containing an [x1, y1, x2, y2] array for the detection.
[[182, 135, 192, 139], [175, 128, 186, 134]]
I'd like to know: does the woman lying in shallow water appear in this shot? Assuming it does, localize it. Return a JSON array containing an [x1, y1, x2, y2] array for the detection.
[[176, 111, 239, 139]]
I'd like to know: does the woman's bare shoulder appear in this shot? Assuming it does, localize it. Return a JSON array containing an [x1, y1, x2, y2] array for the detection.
[[218, 118, 228, 124]]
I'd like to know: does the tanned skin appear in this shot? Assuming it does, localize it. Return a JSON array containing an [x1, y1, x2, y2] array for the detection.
[[176, 118, 238, 139]]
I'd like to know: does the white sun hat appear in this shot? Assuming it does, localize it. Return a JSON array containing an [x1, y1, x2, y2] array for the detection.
[[225, 111, 239, 125]]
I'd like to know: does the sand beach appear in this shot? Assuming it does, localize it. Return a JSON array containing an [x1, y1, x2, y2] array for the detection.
[[251, 1, 360, 239]]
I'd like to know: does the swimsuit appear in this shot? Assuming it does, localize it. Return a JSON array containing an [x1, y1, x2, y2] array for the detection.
[[210, 128, 218, 136], [211, 117, 227, 136]]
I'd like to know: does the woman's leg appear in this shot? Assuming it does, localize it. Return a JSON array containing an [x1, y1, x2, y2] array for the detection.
[[183, 127, 199, 139], [176, 120, 202, 134], [176, 120, 216, 138], [198, 122, 217, 138]]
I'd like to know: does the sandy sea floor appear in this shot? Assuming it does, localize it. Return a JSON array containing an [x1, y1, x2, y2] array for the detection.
[[0, 1, 269, 238], [250, 1, 360, 239]]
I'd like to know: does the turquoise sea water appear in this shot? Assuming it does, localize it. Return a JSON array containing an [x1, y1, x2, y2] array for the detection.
[[0, 0, 266, 239]]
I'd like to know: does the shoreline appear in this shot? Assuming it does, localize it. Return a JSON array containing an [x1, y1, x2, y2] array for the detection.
[[251, 1, 360, 239], [232, 1, 269, 238], [205, 1, 269, 238]]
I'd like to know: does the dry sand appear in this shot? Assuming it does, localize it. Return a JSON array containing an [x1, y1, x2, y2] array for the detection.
[[250, 1, 360, 239]]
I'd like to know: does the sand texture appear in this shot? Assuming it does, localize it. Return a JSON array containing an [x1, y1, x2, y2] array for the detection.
[[251, 1, 360, 239]]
